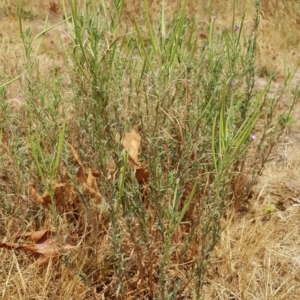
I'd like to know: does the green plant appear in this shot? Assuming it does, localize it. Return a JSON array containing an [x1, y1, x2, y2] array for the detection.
[[61, 0, 300, 298], [1, 0, 299, 299]]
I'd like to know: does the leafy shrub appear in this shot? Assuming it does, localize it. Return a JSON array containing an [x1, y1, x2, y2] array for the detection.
[[0, 0, 298, 299]]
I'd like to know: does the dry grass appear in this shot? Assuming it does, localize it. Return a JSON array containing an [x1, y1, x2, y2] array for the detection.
[[120, 0, 300, 77], [1, 1, 300, 299], [203, 139, 300, 299]]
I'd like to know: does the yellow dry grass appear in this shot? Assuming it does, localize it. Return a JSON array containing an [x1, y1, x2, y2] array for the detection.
[[205, 142, 300, 298], [1, 0, 300, 299]]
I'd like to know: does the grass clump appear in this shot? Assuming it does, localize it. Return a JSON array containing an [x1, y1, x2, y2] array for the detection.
[[0, 0, 299, 299]]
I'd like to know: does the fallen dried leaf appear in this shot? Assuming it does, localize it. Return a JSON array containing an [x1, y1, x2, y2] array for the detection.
[[91, 168, 100, 177], [28, 185, 48, 205], [122, 129, 141, 166], [59, 161, 68, 182], [87, 168, 94, 188], [41, 182, 77, 206], [107, 157, 117, 180], [0, 230, 76, 259], [136, 167, 150, 184], [80, 168, 101, 200], [122, 130, 149, 184], [70, 145, 87, 182]]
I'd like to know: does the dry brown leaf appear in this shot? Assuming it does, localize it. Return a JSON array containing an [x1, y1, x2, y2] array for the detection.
[[70, 145, 87, 182], [122, 129, 141, 166], [59, 161, 68, 182], [82, 185, 102, 200], [41, 183, 62, 205], [0, 230, 76, 258], [70, 146, 103, 199], [61, 182, 78, 205], [41, 183, 77, 206], [28, 145, 102, 209], [28, 185, 47, 205], [74, 168, 101, 200], [107, 157, 117, 180], [29, 183, 77, 207], [87, 168, 94, 188], [91, 168, 100, 177], [136, 168, 150, 184], [122, 130, 150, 184]]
